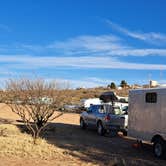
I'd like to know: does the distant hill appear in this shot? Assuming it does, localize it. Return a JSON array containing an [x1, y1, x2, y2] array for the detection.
[[58, 87, 129, 105]]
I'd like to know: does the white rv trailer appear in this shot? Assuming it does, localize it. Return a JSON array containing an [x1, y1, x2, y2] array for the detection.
[[128, 88, 166, 158]]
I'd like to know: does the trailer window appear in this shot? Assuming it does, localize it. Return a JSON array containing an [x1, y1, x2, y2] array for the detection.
[[145, 93, 157, 103]]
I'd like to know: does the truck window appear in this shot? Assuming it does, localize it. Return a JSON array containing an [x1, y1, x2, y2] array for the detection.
[[98, 105, 106, 113], [145, 92, 157, 103], [112, 107, 123, 115]]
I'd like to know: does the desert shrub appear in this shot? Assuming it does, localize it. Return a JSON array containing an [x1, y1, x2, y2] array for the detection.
[[4, 78, 64, 143]]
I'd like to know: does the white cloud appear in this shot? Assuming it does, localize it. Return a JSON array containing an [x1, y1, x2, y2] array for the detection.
[[0, 55, 166, 70], [67, 79, 101, 88], [48, 35, 128, 52], [107, 48, 166, 56], [47, 35, 166, 57], [55, 78, 112, 88], [37, 77, 110, 88], [106, 20, 166, 45], [1, 34, 166, 58], [0, 22, 166, 88]]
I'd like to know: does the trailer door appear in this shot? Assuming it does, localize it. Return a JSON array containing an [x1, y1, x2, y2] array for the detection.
[[160, 93, 166, 137]]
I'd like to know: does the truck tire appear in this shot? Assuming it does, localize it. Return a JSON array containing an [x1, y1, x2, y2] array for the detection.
[[153, 138, 166, 158], [80, 118, 86, 129], [97, 121, 105, 136]]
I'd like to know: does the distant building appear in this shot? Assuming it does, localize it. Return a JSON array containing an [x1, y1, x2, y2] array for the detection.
[[150, 80, 158, 87], [131, 84, 142, 89], [117, 86, 122, 90], [143, 84, 150, 88], [158, 84, 166, 88]]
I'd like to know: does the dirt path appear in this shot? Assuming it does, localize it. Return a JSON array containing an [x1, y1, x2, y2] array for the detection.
[[0, 103, 166, 166]]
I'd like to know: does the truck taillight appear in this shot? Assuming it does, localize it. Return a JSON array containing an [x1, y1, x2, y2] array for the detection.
[[105, 115, 111, 121]]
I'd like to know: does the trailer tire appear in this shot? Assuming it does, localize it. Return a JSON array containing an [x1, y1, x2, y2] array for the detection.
[[153, 138, 166, 158]]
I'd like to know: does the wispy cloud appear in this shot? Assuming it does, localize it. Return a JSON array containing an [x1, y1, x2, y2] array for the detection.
[[0, 24, 165, 88], [106, 20, 166, 45], [45, 78, 108, 88], [70, 79, 108, 88], [0, 54, 166, 70], [51, 77, 115, 88], [107, 48, 166, 56], [0, 20, 165, 88], [1, 34, 166, 57], [48, 35, 166, 57], [48, 35, 127, 53]]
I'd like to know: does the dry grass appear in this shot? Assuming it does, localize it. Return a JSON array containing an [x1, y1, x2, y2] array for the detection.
[[0, 104, 165, 166], [0, 87, 129, 107], [65, 88, 129, 105], [0, 123, 99, 166], [0, 124, 64, 159]]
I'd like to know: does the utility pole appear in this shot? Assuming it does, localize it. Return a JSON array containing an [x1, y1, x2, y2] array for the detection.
[[148, 73, 152, 88], [160, 66, 163, 82]]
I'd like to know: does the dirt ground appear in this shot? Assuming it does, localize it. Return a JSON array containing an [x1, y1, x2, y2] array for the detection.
[[0, 103, 166, 166]]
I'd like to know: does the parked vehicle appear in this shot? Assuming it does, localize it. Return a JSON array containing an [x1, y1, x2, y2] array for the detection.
[[80, 104, 128, 136], [80, 98, 101, 108], [128, 88, 166, 158]]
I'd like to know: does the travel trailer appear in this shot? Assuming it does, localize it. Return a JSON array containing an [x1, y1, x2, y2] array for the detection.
[[128, 88, 166, 158]]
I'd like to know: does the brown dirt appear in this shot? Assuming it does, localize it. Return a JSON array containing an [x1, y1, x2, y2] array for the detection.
[[0, 103, 166, 166]]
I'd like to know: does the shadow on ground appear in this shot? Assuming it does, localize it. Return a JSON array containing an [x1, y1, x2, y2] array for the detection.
[[42, 122, 166, 166], [1, 117, 165, 166]]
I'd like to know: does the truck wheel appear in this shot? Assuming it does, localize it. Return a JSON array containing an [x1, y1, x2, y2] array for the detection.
[[97, 121, 105, 136], [80, 118, 86, 129], [153, 138, 166, 158]]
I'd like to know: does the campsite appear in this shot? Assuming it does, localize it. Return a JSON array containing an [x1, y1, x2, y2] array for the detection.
[[0, 100, 166, 166], [0, 1, 166, 165]]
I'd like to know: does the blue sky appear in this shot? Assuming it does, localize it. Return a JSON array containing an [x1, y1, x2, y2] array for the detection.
[[0, 0, 166, 88]]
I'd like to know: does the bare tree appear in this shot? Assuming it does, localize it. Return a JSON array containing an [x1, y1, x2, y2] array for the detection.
[[5, 78, 64, 143]]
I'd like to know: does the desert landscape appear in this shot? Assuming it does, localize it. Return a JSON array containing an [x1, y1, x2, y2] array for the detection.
[[0, 1, 166, 165], [0, 103, 166, 166]]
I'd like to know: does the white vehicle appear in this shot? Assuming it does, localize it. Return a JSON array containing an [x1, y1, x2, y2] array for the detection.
[[128, 88, 166, 158], [80, 98, 101, 108]]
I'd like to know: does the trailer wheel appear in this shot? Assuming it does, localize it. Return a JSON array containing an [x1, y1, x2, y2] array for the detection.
[[153, 138, 166, 158]]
